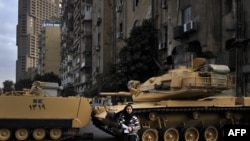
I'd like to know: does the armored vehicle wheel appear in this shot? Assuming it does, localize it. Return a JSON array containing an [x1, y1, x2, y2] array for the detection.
[[0, 128, 11, 141], [139, 128, 158, 141], [182, 127, 199, 141], [201, 126, 218, 141], [32, 128, 46, 140], [49, 128, 62, 140], [162, 128, 179, 141], [15, 128, 29, 141]]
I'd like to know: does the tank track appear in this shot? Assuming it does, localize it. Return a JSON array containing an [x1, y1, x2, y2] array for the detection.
[[2, 130, 78, 141], [92, 106, 250, 138], [6, 136, 75, 141], [92, 116, 121, 137]]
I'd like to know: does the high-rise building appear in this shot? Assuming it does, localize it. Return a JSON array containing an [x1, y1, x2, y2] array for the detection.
[[38, 20, 61, 76], [60, 0, 93, 94], [16, 0, 61, 82]]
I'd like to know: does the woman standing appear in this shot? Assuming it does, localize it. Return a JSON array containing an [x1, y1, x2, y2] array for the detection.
[[119, 104, 140, 141]]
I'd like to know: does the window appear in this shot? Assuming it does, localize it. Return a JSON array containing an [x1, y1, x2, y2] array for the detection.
[[135, 0, 139, 6], [133, 20, 140, 27], [119, 23, 123, 33], [183, 6, 191, 24], [225, 0, 232, 14], [97, 57, 100, 67], [86, 6, 91, 11], [98, 33, 101, 45], [133, 0, 139, 10], [162, 0, 167, 9], [162, 25, 168, 44], [118, 0, 123, 5]]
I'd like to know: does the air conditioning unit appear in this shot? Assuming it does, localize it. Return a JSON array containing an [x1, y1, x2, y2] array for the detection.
[[116, 32, 123, 39], [158, 42, 167, 50], [162, 2, 167, 9], [116, 4, 122, 12], [183, 20, 197, 33], [81, 62, 85, 68], [96, 45, 100, 51], [95, 67, 99, 73], [158, 43, 162, 50]]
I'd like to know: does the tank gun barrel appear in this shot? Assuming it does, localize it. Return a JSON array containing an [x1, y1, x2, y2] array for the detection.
[[99, 91, 131, 97]]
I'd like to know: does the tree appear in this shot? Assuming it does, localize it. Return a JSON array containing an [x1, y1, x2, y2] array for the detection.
[[118, 19, 159, 86], [15, 72, 61, 91], [3, 80, 14, 92], [15, 79, 32, 91], [33, 72, 61, 85], [61, 84, 77, 97], [97, 19, 159, 93]]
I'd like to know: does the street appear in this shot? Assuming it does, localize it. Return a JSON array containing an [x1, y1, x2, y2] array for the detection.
[[75, 121, 119, 141]]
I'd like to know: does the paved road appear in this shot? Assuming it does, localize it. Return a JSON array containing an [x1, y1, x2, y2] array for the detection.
[[66, 102, 119, 141], [74, 121, 119, 141]]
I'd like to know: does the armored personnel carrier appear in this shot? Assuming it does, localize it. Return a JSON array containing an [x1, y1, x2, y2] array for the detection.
[[92, 58, 250, 141], [0, 81, 92, 141]]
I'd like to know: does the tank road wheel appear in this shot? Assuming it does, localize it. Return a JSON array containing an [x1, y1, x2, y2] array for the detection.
[[162, 128, 179, 141], [0, 129, 11, 141], [32, 128, 46, 140], [15, 128, 29, 141], [139, 128, 158, 141], [182, 127, 199, 141], [201, 126, 218, 141], [49, 128, 62, 140]]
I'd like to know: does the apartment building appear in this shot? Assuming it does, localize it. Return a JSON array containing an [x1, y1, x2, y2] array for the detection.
[[91, 0, 113, 83], [61, 0, 92, 94], [114, 0, 153, 54], [167, 0, 222, 67], [164, 0, 250, 96], [37, 20, 61, 76], [60, 0, 74, 87], [60, 0, 250, 96], [16, 0, 61, 81]]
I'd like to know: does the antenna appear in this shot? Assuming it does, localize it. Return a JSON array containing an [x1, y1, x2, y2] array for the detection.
[[191, 54, 193, 69]]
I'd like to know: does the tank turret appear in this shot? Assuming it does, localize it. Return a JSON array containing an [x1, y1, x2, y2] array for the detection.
[[99, 58, 232, 102], [91, 58, 250, 141], [127, 59, 232, 102]]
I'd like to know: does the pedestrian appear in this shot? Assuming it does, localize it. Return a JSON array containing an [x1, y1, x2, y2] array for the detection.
[[119, 104, 140, 141]]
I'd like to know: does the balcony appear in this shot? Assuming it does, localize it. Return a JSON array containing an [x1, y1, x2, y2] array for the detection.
[[116, 32, 123, 39], [96, 45, 100, 51], [116, 4, 122, 12], [81, 11, 92, 21], [96, 17, 102, 26]]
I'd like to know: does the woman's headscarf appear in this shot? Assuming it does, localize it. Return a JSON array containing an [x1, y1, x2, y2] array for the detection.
[[123, 104, 134, 123]]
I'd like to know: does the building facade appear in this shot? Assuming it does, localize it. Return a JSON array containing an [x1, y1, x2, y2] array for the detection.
[[60, 0, 250, 96], [16, 0, 61, 81], [38, 20, 61, 76], [91, 0, 113, 83], [165, 0, 250, 96], [60, 0, 93, 93], [60, 0, 74, 87]]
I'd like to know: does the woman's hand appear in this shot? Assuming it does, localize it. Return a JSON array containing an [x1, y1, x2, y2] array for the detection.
[[128, 126, 133, 132]]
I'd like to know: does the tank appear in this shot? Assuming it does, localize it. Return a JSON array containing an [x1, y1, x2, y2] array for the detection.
[[0, 81, 92, 141], [92, 58, 250, 141]]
